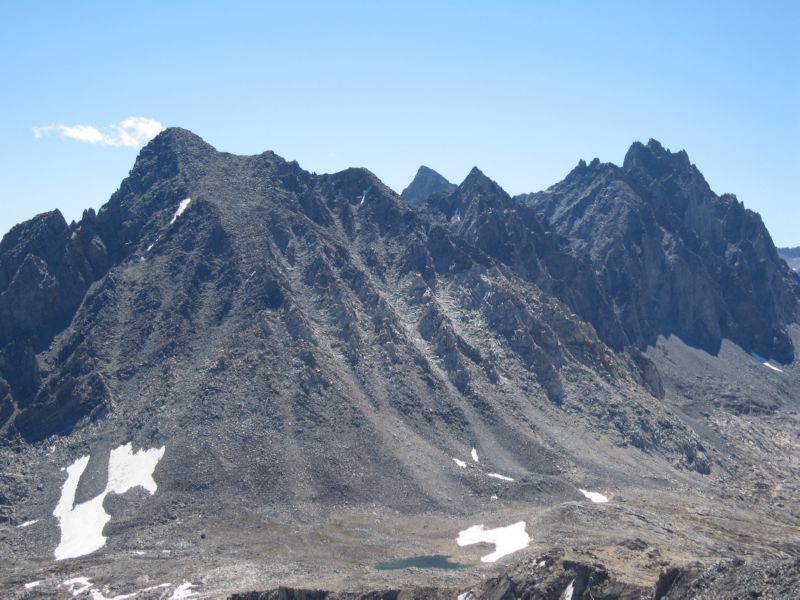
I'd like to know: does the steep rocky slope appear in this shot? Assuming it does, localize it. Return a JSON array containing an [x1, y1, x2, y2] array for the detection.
[[520, 140, 800, 364], [1, 132, 798, 598], [414, 166, 661, 395]]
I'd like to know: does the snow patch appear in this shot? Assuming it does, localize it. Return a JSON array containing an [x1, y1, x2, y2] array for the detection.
[[18, 519, 38, 528], [752, 353, 785, 373], [457, 593, 474, 600], [106, 442, 163, 495], [471, 448, 479, 462], [579, 489, 608, 503], [487, 473, 514, 482], [453, 458, 467, 468], [561, 579, 575, 600], [62, 578, 176, 600], [169, 582, 198, 599], [359, 187, 371, 206], [169, 198, 192, 225], [63, 577, 93, 597], [146, 236, 162, 253], [54, 443, 165, 560], [24, 581, 42, 589], [456, 521, 530, 563]]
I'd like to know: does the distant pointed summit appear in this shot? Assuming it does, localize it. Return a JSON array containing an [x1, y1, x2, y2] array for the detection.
[[400, 166, 455, 205], [451, 166, 511, 211]]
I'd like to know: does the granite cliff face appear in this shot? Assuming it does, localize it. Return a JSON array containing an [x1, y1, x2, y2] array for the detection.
[[1, 132, 798, 598], [520, 140, 799, 364]]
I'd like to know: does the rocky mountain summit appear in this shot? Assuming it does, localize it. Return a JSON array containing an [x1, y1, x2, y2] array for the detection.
[[400, 166, 456, 206], [518, 140, 799, 364], [0, 131, 798, 599]]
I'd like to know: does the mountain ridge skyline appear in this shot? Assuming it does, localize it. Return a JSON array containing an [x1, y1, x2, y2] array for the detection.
[[10, 130, 797, 249]]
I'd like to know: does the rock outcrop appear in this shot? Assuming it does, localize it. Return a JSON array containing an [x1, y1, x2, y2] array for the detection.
[[230, 553, 800, 599]]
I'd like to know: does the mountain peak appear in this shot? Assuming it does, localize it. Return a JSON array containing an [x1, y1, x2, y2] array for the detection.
[[623, 138, 692, 176], [119, 127, 218, 198], [535, 138, 798, 363], [400, 165, 455, 205], [417, 165, 444, 178], [149, 126, 211, 146], [459, 166, 507, 198], [139, 127, 217, 162]]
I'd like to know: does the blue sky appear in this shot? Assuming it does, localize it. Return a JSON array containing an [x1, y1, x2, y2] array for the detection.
[[1, 1, 798, 245]]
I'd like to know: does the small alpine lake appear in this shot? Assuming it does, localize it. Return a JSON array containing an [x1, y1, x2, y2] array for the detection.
[[375, 554, 468, 570]]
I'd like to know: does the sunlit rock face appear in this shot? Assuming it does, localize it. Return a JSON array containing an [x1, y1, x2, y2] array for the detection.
[[520, 140, 799, 364]]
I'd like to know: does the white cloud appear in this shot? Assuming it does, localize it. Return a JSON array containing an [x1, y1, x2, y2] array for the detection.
[[33, 117, 164, 148]]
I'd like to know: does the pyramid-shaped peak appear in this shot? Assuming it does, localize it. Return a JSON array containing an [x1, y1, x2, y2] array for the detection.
[[401, 165, 455, 205], [416, 165, 447, 179], [458, 166, 508, 198]]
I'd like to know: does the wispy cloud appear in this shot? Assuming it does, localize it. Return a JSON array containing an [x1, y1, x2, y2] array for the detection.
[[33, 117, 164, 148]]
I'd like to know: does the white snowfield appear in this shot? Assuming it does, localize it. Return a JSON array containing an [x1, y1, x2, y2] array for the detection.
[[54, 443, 165, 561], [457, 521, 530, 562], [453, 457, 467, 468], [579, 489, 609, 503], [169, 198, 192, 225], [471, 448, 479, 462]]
